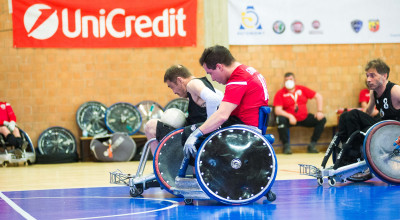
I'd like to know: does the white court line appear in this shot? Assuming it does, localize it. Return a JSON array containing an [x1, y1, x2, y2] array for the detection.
[[0, 191, 36, 220], [8, 196, 179, 220]]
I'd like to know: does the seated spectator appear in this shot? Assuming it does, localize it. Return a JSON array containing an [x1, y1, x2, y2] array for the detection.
[[273, 72, 326, 154], [0, 102, 23, 156]]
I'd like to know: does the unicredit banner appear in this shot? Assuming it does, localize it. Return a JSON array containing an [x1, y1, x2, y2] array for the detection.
[[12, 0, 197, 48]]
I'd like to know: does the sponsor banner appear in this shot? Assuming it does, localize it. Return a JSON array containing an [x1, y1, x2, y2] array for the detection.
[[228, 0, 400, 45], [12, 0, 197, 48]]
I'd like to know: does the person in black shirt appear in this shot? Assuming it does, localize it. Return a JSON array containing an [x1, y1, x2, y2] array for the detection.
[[331, 59, 400, 169], [144, 64, 223, 155]]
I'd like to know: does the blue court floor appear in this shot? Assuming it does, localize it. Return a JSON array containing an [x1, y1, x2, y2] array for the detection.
[[1, 178, 399, 220]]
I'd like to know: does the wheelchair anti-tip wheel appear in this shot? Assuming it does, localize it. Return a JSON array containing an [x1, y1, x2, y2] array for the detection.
[[38, 126, 76, 155], [363, 120, 400, 185], [164, 98, 189, 117], [105, 102, 142, 135], [195, 125, 277, 205], [153, 128, 193, 195], [136, 101, 164, 134], [76, 101, 108, 136]]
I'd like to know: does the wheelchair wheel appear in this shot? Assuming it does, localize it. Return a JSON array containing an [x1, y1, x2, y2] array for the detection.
[[76, 101, 108, 136], [136, 101, 164, 134], [195, 126, 277, 205], [105, 102, 142, 135], [153, 128, 193, 195], [164, 98, 189, 117], [363, 120, 400, 185], [38, 126, 76, 155]]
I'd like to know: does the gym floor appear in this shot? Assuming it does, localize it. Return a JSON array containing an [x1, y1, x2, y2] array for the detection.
[[1, 154, 399, 219]]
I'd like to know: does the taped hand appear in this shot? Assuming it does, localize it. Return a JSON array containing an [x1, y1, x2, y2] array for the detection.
[[183, 128, 203, 158], [8, 121, 16, 131]]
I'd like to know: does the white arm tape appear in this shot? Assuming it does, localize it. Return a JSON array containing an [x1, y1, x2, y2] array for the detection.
[[200, 87, 223, 118]]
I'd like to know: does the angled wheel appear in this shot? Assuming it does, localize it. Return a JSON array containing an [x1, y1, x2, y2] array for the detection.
[[196, 126, 277, 205], [164, 98, 189, 117], [136, 101, 163, 134], [38, 127, 76, 155], [105, 102, 142, 135], [363, 120, 400, 185], [76, 101, 108, 136], [153, 128, 193, 195]]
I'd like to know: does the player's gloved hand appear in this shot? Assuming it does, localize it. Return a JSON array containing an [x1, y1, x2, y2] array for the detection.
[[183, 128, 203, 158], [3, 121, 9, 127], [8, 121, 16, 132]]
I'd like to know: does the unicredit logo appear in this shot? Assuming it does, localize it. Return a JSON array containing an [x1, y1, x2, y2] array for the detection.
[[24, 4, 58, 40], [23, 4, 187, 40]]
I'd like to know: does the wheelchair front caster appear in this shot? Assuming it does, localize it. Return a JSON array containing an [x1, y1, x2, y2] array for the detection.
[[328, 177, 336, 186], [130, 185, 144, 197], [317, 177, 324, 186], [265, 190, 276, 202], [184, 198, 194, 205]]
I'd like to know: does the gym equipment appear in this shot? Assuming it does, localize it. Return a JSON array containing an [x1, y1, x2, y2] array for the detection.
[[136, 101, 163, 134], [299, 120, 400, 186], [105, 102, 142, 135], [37, 126, 76, 155], [0, 128, 35, 167], [90, 132, 137, 162], [76, 101, 108, 136], [164, 98, 189, 117], [110, 106, 278, 205]]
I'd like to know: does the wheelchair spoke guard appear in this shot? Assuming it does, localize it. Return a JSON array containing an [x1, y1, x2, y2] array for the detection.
[[105, 102, 142, 135]]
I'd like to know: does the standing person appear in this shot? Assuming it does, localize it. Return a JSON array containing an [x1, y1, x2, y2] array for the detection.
[[144, 64, 223, 155], [273, 72, 326, 154], [0, 102, 23, 156], [183, 45, 269, 163]]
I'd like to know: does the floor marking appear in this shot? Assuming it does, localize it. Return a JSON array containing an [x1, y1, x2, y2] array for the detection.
[[0, 191, 36, 220]]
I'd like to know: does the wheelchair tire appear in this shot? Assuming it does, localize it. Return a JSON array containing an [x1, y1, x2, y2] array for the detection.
[[105, 102, 142, 135], [195, 126, 277, 205], [37, 126, 76, 155], [363, 120, 400, 185]]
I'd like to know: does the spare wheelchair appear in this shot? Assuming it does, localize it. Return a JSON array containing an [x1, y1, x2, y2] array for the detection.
[[110, 107, 278, 205], [299, 120, 400, 186]]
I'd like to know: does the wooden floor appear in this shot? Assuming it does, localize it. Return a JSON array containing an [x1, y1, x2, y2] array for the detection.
[[0, 153, 322, 192]]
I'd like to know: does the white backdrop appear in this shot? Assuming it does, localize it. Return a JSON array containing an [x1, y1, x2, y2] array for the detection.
[[228, 0, 400, 45]]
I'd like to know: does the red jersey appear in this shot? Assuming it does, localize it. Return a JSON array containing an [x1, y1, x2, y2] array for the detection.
[[222, 65, 269, 126], [359, 88, 370, 103], [273, 85, 316, 121], [0, 102, 17, 125]]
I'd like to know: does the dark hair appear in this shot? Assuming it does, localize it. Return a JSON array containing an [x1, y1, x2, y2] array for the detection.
[[164, 65, 192, 83], [365, 59, 390, 79], [284, 72, 295, 78], [199, 45, 236, 70]]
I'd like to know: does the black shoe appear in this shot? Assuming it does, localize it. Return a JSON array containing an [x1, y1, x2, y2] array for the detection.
[[283, 144, 292, 154], [307, 142, 319, 153], [14, 148, 23, 159]]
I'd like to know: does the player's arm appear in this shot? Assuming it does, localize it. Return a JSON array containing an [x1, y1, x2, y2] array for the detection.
[[187, 79, 223, 118], [365, 90, 377, 115], [313, 93, 324, 120], [391, 84, 400, 110], [275, 105, 297, 125], [198, 101, 237, 134]]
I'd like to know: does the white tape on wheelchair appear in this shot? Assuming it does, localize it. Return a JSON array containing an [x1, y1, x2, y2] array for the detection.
[[200, 87, 223, 118]]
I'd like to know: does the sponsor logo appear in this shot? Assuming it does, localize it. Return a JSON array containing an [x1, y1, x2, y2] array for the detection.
[[272, 20, 285, 34], [23, 3, 188, 40], [24, 4, 59, 40], [351, 20, 363, 33], [312, 20, 320, 29], [237, 6, 264, 36], [369, 19, 380, 32], [291, 21, 303, 34]]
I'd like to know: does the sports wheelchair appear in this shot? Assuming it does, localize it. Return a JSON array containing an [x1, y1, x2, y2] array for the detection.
[[0, 128, 35, 167], [299, 120, 400, 186], [110, 106, 278, 205]]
